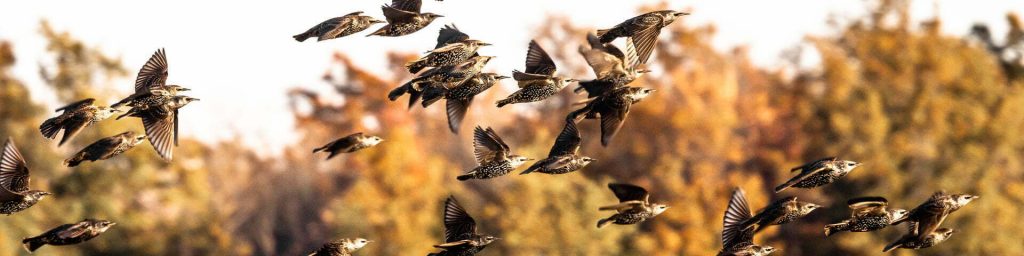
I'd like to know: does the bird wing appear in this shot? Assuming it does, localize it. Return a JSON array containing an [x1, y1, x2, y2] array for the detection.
[[524, 40, 557, 76], [773, 165, 828, 192], [443, 196, 477, 243], [390, 0, 422, 13], [599, 101, 630, 146], [436, 24, 470, 48], [381, 5, 418, 23], [547, 120, 582, 157], [56, 222, 92, 239], [511, 70, 550, 83], [0, 138, 31, 193], [446, 98, 471, 134], [624, 37, 640, 69], [142, 111, 175, 161], [847, 196, 888, 216], [135, 48, 169, 93], [433, 240, 473, 250], [574, 80, 618, 98], [598, 200, 645, 211], [579, 33, 622, 78], [607, 183, 650, 203], [913, 201, 951, 239], [790, 157, 837, 172], [320, 17, 355, 40], [55, 98, 96, 113], [629, 26, 661, 65], [723, 188, 755, 249], [472, 126, 509, 164], [57, 116, 91, 147]]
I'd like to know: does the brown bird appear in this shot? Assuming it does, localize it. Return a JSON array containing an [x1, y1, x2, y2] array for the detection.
[[720, 188, 776, 256], [823, 197, 908, 237], [116, 49, 199, 161], [428, 196, 500, 256], [64, 131, 147, 167], [0, 138, 51, 215], [569, 86, 655, 146], [727, 188, 820, 234], [294, 11, 385, 42], [456, 126, 530, 181], [578, 32, 649, 87], [307, 238, 372, 256], [774, 157, 861, 193], [520, 120, 595, 175], [368, 0, 443, 37], [596, 10, 689, 64], [883, 226, 956, 252], [313, 133, 384, 160], [496, 40, 577, 107], [22, 219, 116, 253], [39, 98, 122, 146], [597, 183, 669, 228], [891, 191, 978, 240]]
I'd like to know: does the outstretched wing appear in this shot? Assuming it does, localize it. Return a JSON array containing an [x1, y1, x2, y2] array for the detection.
[[436, 24, 470, 48], [630, 26, 660, 65], [599, 102, 630, 146], [443, 196, 477, 242], [142, 111, 176, 161], [0, 138, 30, 193], [56, 221, 92, 239], [524, 40, 556, 76], [446, 98, 471, 134], [472, 126, 509, 164], [55, 98, 96, 113], [607, 183, 649, 203], [624, 37, 640, 69], [135, 49, 169, 93], [847, 196, 888, 216], [381, 5, 418, 23], [723, 188, 754, 249], [390, 0, 422, 13], [547, 120, 582, 157]]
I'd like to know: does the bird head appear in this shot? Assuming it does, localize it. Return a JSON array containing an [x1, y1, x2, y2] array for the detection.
[[890, 208, 909, 222], [480, 235, 500, 245], [94, 220, 117, 232], [466, 39, 492, 47], [933, 228, 957, 242], [364, 136, 384, 146], [509, 155, 533, 167], [170, 96, 200, 108], [837, 160, 861, 172], [25, 190, 52, 201], [351, 238, 372, 249], [627, 87, 656, 101], [953, 194, 979, 207], [165, 85, 191, 94], [651, 204, 670, 215], [758, 245, 776, 255], [580, 156, 597, 166], [798, 202, 822, 215]]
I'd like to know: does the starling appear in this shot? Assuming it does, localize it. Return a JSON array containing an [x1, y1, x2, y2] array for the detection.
[[121, 95, 199, 161], [578, 33, 650, 87], [116, 49, 198, 161], [308, 238, 372, 256], [427, 196, 499, 256], [727, 188, 820, 234], [406, 24, 490, 73], [423, 73, 507, 133], [293, 12, 385, 42], [112, 49, 189, 112], [720, 189, 776, 256], [313, 132, 384, 160], [495, 40, 577, 107], [22, 219, 116, 253], [891, 191, 978, 239], [597, 183, 669, 228], [456, 126, 530, 181], [368, 0, 443, 37], [520, 120, 595, 175], [389, 56, 495, 108], [774, 157, 861, 193], [64, 131, 147, 167], [823, 197, 908, 237], [883, 227, 956, 252], [596, 10, 689, 64], [39, 98, 122, 146], [0, 138, 51, 215], [568, 86, 655, 146]]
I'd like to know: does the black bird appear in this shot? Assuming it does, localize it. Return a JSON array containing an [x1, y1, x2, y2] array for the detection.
[[520, 120, 595, 175], [294, 12, 385, 42], [824, 197, 908, 237], [389, 55, 495, 108], [883, 227, 956, 252], [307, 238, 372, 256], [578, 32, 650, 87], [597, 183, 669, 228], [112, 49, 190, 112], [596, 10, 689, 64], [64, 131, 147, 167], [456, 126, 530, 181], [368, 0, 443, 37], [569, 86, 655, 146], [891, 191, 978, 239], [39, 98, 122, 146], [313, 132, 384, 160], [116, 49, 198, 161], [421, 73, 507, 133], [121, 95, 199, 161], [774, 157, 861, 193], [720, 188, 776, 256], [0, 138, 50, 215], [496, 40, 577, 107], [727, 188, 820, 234], [427, 196, 499, 256], [406, 24, 490, 73], [22, 219, 116, 253]]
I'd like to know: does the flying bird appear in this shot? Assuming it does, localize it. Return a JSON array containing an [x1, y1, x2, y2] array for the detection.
[[569, 86, 655, 146], [720, 188, 776, 256], [891, 191, 978, 240], [597, 183, 669, 228], [0, 138, 51, 215], [427, 196, 499, 256], [457, 126, 530, 181], [368, 0, 443, 37], [116, 49, 198, 161], [520, 120, 595, 175], [496, 40, 577, 107], [39, 98, 121, 146], [726, 187, 820, 234], [307, 238, 372, 256], [578, 32, 649, 88], [406, 24, 490, 73], [824, 197, 907, 237], [774, 157, 861, 193], [294, 11, 385, 42], [420, 73, 507, 133], [22, 219, 116, 253], [883, 227, 956, 252], [113, 49, 190, 112], [389, 56, 495, 108], [596, 10, 689, 64], [64, 131, 147, 167], [313, 132, 384, 160], [120, 95, 199, 161]]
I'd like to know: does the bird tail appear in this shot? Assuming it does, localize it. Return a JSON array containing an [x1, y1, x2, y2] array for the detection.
[[388, 84, 410, 101], [495, 99, 512, 108], [595, 29, 614, 43], [519, 162, 542, 175], [39, 117, 61, 140], [823, 222, 847, 237], [293, 32, 312, 42], [420, 87, 446, 108], [456, 173, 473, 181], [22, 237, 44, 253], [63, 155, 83, 167], [882, 239, 903, 252], [596, 217, 613, 228], [773, 179, 798, 193], [406, 60, 427, 74]]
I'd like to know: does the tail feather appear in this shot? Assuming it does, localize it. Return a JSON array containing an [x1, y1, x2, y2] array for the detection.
[[406, 60, 427, 74], [883, 240, 902, 252], [456, 174, 473, 181], [63, 156, 83, 167], [388, 84, 410, 101], [596, 29, 613, 43], [22, 237, 44, 253], [496, 99, 511, 108], [824, 223, 847, 237], [39, 118, 60, 140], [597, 218, 612, 228], [293, 32, 312, 42]]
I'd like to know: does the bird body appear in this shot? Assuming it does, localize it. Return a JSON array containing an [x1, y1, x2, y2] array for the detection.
[[496, 40, 576, 107], [457, 127, 529, 181], [430, 73, 506, 134], [596, 10, 688, 64], [369, 0, 443, 37], [64, 131, 147, 167], [294, 12, 384, 42], [428, 196, 499, 256], [521, 121, 594, 175], [597, 183, 668, 228], [0, 139, 50, 215], [569, 86, 654, 146], [22, 219, 116, 252], [824, 197, 907, 237], [883, 227, 955, 252], [390, 56, 494, 108], [774, 157, 861, 192], [720, 189, 775, 256], [407, 39, 490, 74], [313, 133, 384, 160], [39, 98, 121, 146], [307, 238, 372, 256], [891, 191, 977, 239], [724, 189, 819, 234], [118, 48, 198, 161]]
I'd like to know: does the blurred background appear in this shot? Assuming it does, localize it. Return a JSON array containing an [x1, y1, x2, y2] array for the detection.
[[1, 0, 1023, 255]]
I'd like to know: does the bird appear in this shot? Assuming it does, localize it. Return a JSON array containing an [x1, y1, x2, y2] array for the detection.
[[427, 196, 499, 256], [596, 10, 689, 64], [389, 56, 495, 109], [774, 157, 861, 193], [307, 238, 372, 256], [597, 183, 669, 228], [120, 95, 199, 161], [891, 191, 978, 240], [578, 32, 650, 88], [313, 132, 384, 160], [719, 188, 776, 256], [116, 48, 198, 161], [456, 126, 530, 181], [520, 120, 595, 175], [823, 197, 908, 237], [495, 40, 577, 107], [883, 227, 956, 252], [406, 24, 491, 73], [39, 98, 122, 146], [293, 12, 385, 42], [726, 187, 820, 234], [112, 49, 189, 113], [421, 73, 507, 133], [0, 138, 51, 215], [22, 219, 116, 253], [368, 0, 443, 37], [568, 86, 655, 146], [63, 131, 147, 167]]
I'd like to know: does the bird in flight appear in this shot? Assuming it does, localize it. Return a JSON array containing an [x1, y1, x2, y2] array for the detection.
[[774, 157, 861, 193], [116, 49, 199, 161], [596, 10, 689, 64], [307, 238, 372, 256], [368, 0, 444, 37], [725, 187, 820, 235], [597, 183, 669, 228], [569, 86, 655, 146], [457, 126, 530, 181], [294, 11, 385, 42], [22, 219, 116, 253], [64, 131, 147, 167], [720, 188, 776, 256], [313, 132, 384, 160], [496, 40, 577, 107], [824, 197, 907, 237], [39, 98, 122, 146], [0, 138, 51, 215], [406, 24, 491, 73], [428, 196, 500, 256], [520, 120, 595, 175]]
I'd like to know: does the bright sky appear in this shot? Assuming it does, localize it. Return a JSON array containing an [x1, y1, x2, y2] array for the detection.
[[1, 0, 1020, 155]]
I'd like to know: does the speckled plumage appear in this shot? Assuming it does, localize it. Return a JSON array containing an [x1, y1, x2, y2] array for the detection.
[[368, 0, 443, 37], [405, 25, 489, 73], [720, 189, 776, 256], [22, 219, 116, 252], [726, 189, 820, 234], [774, 157, 860, 192], [824, 197, 907, 237], [496, 40, 576, 107], [891, 191, 978, 240], [569, 86, 654, 146], [597, 183, 669, 228], [578, 32, 648, 89], [428, 73, 506, 134], [115, 49, 198, 161], [39, 98, 121, 146], [521, 121, 594, 175], [427, 196, 498, 256], [596, 10, 689, 64], [457, 127, 529, 181], [389, 56, 494, 108], [294, 12, 384, 42], [0, 139, 50, 215], [883, 227, 955, 252], [64, 131, 147, 167]]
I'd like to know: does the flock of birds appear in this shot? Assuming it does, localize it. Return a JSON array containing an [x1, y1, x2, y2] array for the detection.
[[0, 0, 981, 255]]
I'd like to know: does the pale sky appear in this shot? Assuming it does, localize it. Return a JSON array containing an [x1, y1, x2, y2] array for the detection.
[[1, 0, 1020, 155]]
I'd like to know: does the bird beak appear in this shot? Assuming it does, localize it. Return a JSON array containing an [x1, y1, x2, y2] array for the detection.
[[109, 222, 118, 226], [367, 240, 374, 243], [494, 237, 502, 240], [674, 12, 690, 16], [179, 88, 191, 91], [638, 69, 652, 74], [42, 192, 53, 196], [480, 42, 492, 46], [497, 75, 510, 80], [191, 98, 201, 101], [372, 19, 386, 23], [526, 158, 535, 161], [970, 195, 980, 199], [648, 89, 658, 92]]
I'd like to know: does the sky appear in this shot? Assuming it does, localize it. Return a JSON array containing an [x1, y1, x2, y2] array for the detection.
[[0, 0, 1020, 155]]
